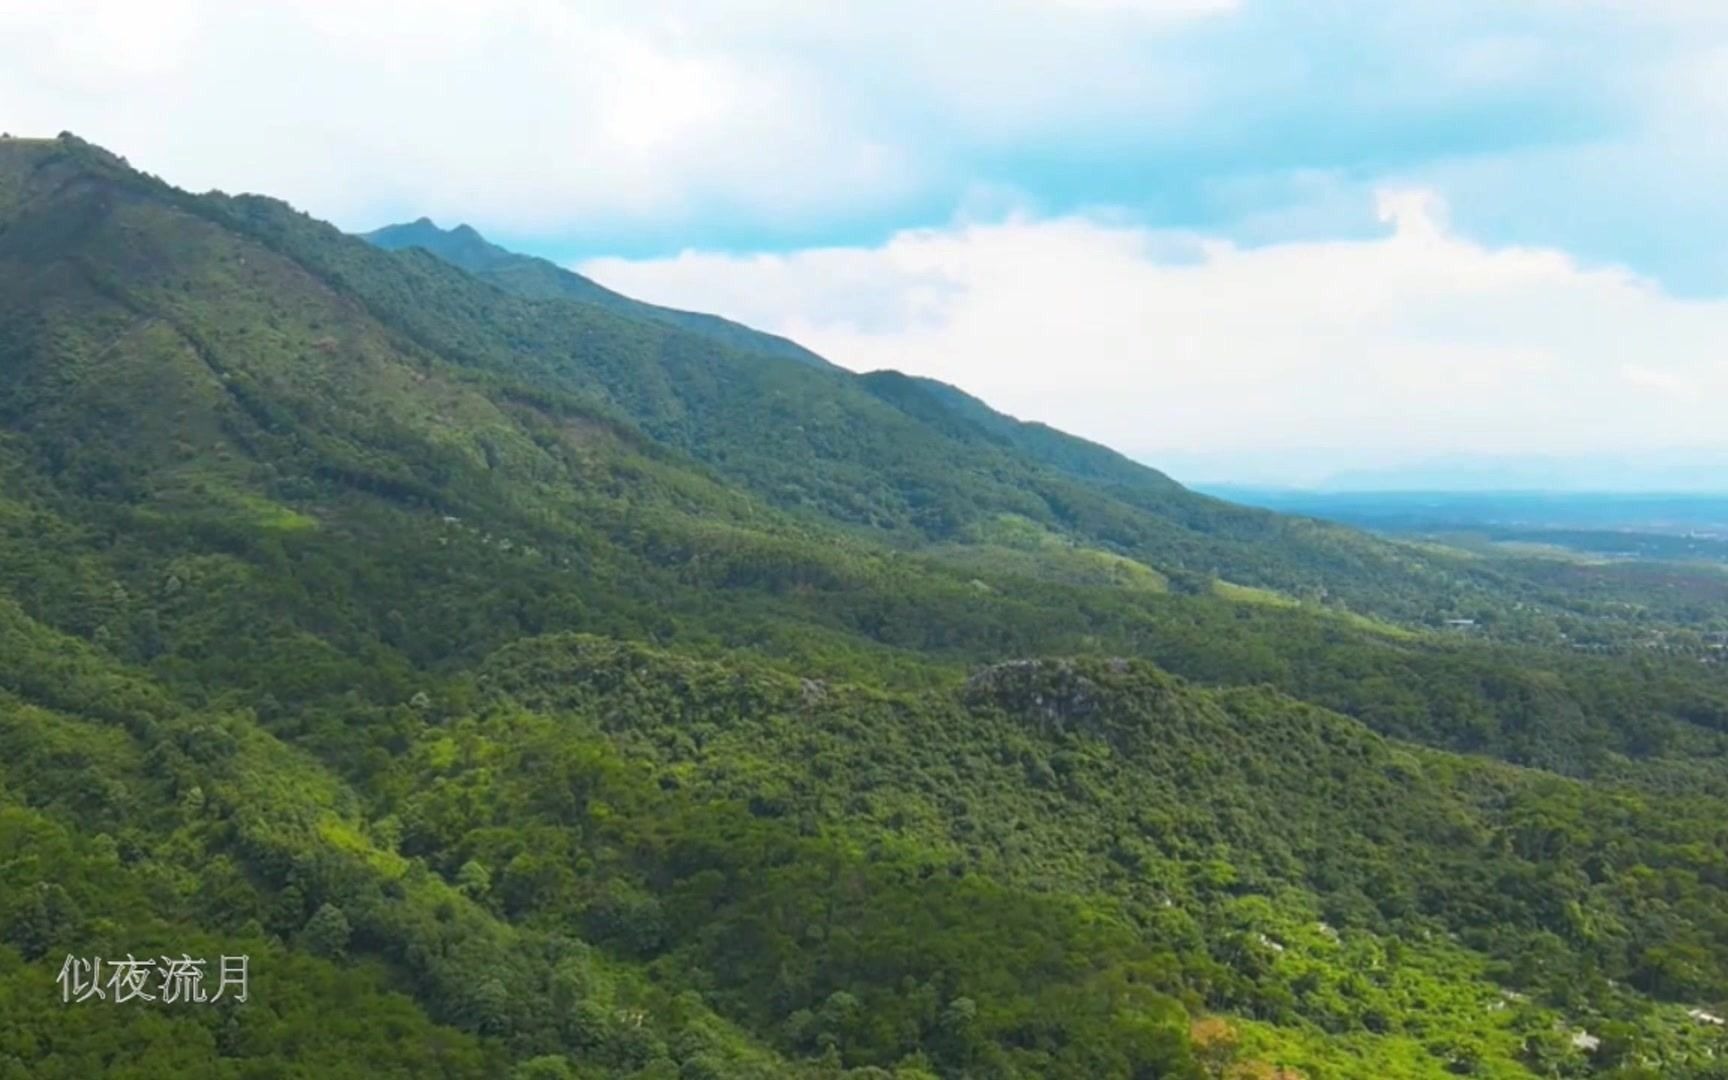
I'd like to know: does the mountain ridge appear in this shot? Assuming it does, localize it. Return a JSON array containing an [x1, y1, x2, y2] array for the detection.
[[359, 217, 1200, 497], [362, 215, 836, 370], [4, 132, 1728, 1077]]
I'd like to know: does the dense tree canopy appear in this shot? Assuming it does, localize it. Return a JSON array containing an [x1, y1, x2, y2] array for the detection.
[[1, 132, 1727, 1077]]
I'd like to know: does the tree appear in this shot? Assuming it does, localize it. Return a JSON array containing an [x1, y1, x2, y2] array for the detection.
[[456, 859, 492, 899], [4, 882, 81, 960], [300, 902, 352, 959]]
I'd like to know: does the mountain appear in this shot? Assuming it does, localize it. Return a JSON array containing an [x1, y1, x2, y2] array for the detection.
[[3, 132, 1728, 1077], [354, 217, 1590, 630], [363, 216, 835, 369], [357, 218, 1223, 550]]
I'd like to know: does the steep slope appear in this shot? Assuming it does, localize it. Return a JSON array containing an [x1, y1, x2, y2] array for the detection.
[[8, 133, 1728, 767], [364, 220, 1202, 510], [5, 133, 1728, 770], [3, 132, 1728, 1076], [364, 217, 1725, 653], [363, 217, 834, 369], [350, 210, 1520, 622]]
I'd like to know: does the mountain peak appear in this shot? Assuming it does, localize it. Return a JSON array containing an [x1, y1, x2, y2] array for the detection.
[[0, 130, 116, 172], [381, 216, 483, 240], [0, 132, 151, 221], [361, 217, 835, 368]]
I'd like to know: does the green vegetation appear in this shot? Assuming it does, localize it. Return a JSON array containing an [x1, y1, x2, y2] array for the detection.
[[364, 217, 833, 370], [2, 132, 1728, 1076]]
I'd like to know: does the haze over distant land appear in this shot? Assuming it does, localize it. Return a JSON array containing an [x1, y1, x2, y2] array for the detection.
[[9, 1, 1728, 487], [1161, 450, 1728, 493]]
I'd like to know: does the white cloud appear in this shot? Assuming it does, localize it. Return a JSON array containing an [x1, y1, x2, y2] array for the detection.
[[1040, 0, 1236, 12], [580, 191, 1728, 478], [5, 1, 1722, 480], [0, 0, 1232, 234], [0, 1, 922, 231], [5, 0, 1727, 296]]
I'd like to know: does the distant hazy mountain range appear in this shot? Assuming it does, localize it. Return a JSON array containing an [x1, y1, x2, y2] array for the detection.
[[1160, 449, 1728, 493]]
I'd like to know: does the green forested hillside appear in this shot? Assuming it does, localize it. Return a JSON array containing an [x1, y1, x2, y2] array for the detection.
[[2, 132, 1727, 1078], [363, 218, 833, 370]]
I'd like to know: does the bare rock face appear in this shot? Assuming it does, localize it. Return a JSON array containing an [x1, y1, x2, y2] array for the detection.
[[960, 657, 1193, 757], [799, 677, 829, 707], [965, 659, 1093, 714]]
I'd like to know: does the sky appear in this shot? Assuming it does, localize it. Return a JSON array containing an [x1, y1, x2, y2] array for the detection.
[[5, 0, 1728, 488]]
